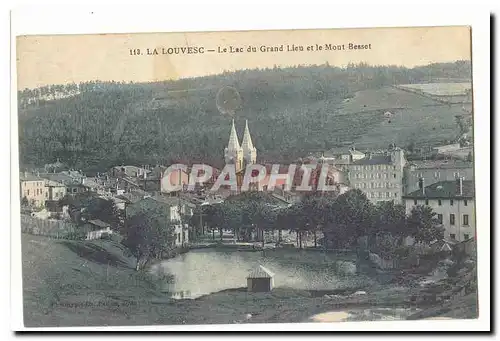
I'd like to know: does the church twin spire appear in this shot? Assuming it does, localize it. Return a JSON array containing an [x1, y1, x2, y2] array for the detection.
[[241, 120, 256, 152], [227, 119, 241, 151], [224, 119, 257, 172]]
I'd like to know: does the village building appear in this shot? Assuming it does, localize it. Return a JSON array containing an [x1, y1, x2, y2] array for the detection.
[[404, 159, 473, 194], [83, 219, 113, 240], [402, 178, 475, 242], [346, 147, 406, 203], [20, 172, 48, 208], [305, 146, 365, 171], [109, 165, 151, 178], [126, 195, 194, 247], [45, 180, 66, 201]]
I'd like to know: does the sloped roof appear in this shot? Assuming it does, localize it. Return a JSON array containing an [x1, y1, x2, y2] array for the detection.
[[352, 154, 392, 165], [87, 219, 110, 228], [403, 180, 475, 199], [409, 160, 473, 170], [20, 172, 44, 181], [247, 265, 274, 279]]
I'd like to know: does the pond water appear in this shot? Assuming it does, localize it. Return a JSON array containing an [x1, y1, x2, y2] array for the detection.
[[150, 249, 379, 299]]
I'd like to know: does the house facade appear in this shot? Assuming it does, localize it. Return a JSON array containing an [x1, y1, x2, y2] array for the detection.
[[45, 180, 67, 201], [347, 147, 406, 203], [402, 178, 475, 242], [20, 172, 48, 208]]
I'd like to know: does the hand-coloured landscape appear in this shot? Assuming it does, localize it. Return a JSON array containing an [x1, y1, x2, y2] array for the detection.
[[15, 26, 477, 328]]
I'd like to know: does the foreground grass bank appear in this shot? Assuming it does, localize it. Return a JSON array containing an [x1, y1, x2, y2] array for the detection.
[[21, 234, 476, 327]]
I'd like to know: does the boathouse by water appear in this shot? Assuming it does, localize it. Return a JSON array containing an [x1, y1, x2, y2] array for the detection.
[[247, 265, 274, 292]]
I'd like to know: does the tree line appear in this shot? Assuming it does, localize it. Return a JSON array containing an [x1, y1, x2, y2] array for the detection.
[[197, 189, 444, 255], [18, 62, 471, 173]]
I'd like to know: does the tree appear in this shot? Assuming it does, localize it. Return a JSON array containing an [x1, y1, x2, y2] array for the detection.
[[21, 196, 29, 208], [373, 201, 407, 245], [84, 197, 122, 230], [407, 205, 444, 244], [325, 189, 376, 248], [466, 151, 473, 162], [122, 206, 174, 271]]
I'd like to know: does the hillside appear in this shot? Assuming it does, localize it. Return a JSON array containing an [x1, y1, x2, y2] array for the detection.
[[17, 61, 472, 173]]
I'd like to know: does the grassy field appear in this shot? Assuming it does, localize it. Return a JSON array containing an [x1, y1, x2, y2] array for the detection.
[[398, 83, 471, 96], [20, 233, 476, 327], [338, 86, 470, 149]]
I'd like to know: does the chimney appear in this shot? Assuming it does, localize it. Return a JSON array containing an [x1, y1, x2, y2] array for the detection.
[[457, 177, 464, 196], [418, 177, 425, 195]]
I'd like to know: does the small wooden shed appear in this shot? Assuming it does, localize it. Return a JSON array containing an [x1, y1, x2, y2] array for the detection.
[[247, 265, 274, 292]]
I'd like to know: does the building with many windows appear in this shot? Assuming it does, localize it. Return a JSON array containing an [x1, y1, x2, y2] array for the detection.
[[347, 147, 406, 203], [402, 178, 475, 242]]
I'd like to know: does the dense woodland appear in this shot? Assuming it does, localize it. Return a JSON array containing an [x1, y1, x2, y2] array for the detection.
[[17, 61, 471, 174]]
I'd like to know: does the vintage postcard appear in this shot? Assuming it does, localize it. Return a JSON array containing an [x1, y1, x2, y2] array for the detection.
[[14, 25, 479, 329]]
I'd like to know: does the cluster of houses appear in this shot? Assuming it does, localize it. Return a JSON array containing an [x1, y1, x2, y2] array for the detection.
[[19, 121, 476, 246], [19, 166, 196, 246]]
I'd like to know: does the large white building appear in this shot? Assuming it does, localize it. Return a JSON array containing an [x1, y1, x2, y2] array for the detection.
[[402, 178, 475, 242], [347, 147, 406, 203]]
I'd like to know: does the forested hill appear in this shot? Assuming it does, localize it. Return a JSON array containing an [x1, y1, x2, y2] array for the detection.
[[17, 61, 471, 173]]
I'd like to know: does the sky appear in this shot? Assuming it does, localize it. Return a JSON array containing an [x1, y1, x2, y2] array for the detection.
[[16, 26, 471, 90]]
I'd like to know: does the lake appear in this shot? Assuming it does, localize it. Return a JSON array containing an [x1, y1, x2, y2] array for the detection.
[[150, 248, 380, 299]]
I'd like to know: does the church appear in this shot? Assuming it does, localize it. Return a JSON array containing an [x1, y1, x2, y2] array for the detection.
[[224, 119, 257, 173]]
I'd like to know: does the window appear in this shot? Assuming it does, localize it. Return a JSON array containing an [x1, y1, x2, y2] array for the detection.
[[464, 200, 468, 206], [464, 234, 470, 240], [425, 199, 429, 205], [376, 173, 380, 178], [437, 214, 443, 224], [450, 214, 455, 225], [450, 199, 454, 206], [393, 166, 396, 170], [384, 173, 388, 179], [450, 233, 456, 240], [27, 189, 30, 195], [393, 174, 397, 178], [434, 172, 440, 179], [438, 199, 442, 206], [394, 193, 398, 197], [386, 192, 390, 198], [414, 199, 417, 205], [177, 233, 181, 243], [463, 214, 469, 226]]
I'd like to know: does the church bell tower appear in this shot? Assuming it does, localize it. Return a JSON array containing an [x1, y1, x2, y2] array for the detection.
[[224, 119, 244, 173]]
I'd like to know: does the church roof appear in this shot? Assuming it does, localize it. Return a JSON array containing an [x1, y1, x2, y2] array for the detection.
[[226, 119, 241, 151], [241, 120, 255, 151]]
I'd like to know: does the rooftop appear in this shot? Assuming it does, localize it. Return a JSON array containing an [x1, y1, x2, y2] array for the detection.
[[87, 219, 110, 228], [19, 172, 44, 181], [247, 265, 274, 279], [403, 180, 475, 199], [408, 160, 473, 170], [352, 154, 393, 165]]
